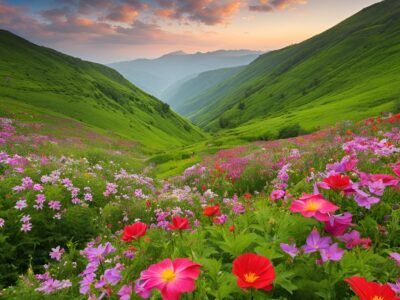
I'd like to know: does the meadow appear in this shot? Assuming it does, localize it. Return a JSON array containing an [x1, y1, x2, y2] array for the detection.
[[0, 108, 399, 299]]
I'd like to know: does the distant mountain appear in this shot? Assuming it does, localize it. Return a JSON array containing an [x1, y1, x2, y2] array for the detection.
[[162, 66, 245, 114], [186, 0, 400, 140], [108, 50, 262, 98], [0, 30, 205, 150]]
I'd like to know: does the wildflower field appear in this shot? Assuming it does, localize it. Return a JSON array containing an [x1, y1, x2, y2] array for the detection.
[[0, 112, 399, 300]]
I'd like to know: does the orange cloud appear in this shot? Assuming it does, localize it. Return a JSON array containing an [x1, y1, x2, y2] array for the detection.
[[104, 4, 139, 23]]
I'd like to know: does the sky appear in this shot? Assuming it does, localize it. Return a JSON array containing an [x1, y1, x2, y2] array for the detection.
[[0, 0, 382, 63]]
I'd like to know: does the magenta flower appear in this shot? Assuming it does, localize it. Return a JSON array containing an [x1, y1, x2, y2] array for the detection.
[[302, 229, 331, 253], [280, 243, 299, 258], [21, 222, 32, 232], [15, 199, 27, 210], [270, 189, 286, 201], [324, 212, 352, 236], [135, 279, 152, 299], [338, 230, 371, 249], [49, 246, 65, 261], [48, 201, 61, 211], [353, 186, 380, 209], [138, 258, 201, 300], [0, 218, 4, 228], [290, 194, 339, 222], [319, 243, 344, 262]]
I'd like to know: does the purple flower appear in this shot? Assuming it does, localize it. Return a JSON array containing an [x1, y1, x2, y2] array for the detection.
[[36, 278, 72, 294], [79, 273, 96, 295], [280, 243, 299, 258], [118, 284, 133, 300], [48, 201, 61, 211], [21, 222, 32, 232], [123, 250, 135, 260], [49, 246, 65, 261], [319, 243, 344, 262], [353, 187, 380, 209], [302, 229, 332, 253], [270, 189, 286, 201], [389, 252, 400, 266], [0, 218, 4, 228], [81, 242, 116, 265], [388, 279, 400, 294]]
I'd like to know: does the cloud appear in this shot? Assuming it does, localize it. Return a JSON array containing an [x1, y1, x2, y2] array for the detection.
[[153, 0, 242, 25], [248, 0, 307, 12], [103, 4, 139, 23]]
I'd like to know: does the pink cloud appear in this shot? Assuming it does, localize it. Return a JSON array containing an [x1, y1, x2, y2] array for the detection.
[[104, 4, 139, 23]]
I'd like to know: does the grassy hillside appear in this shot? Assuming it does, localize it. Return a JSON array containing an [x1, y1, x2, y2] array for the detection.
[[162, 66, 245, 114], [188, 0, 400, 139], [0, 30, 205, 151]]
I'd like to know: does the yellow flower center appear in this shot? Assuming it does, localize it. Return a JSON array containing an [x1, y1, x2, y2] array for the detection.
[[244, 272, 259, 283], [371, 297, 384, 300], [161, 269, 176, 282], [305, 200, 320, 212]]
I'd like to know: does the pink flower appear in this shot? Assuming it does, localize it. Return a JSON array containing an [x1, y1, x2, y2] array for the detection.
[[0, 218, 5, 228], [389, 252, 400, 266], [324, 212, 353, 236], [338, 230, 372, 249], [138, 258, 201, 300], [302, 229, 331, 253], [270, 189, 285, 201], [319, 243, 344, 262], [49, 246, 65, 261], [15, 199, 27, 210], [118, 284, 133, 300], [280, 243, 299, 258], [290, 194, 339, 221]]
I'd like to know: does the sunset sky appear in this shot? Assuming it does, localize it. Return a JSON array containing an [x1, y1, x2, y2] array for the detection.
[[0, 0, 382, 63]]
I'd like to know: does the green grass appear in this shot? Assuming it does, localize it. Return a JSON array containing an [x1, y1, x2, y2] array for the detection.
[[0, 30, 206, 152], [185, 0, 400, 139]]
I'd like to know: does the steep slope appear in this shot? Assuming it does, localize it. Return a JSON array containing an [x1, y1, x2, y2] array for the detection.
[[188, 0, 400, 138], [0, 30, 205, 150], [109, 50, 261, 98], [162, 66, 245, 114]]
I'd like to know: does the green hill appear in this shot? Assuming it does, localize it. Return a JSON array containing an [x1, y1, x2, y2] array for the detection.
[[0, 30, 205, 151], [188, 0, 400, 139], [162, 66, 245, 114]]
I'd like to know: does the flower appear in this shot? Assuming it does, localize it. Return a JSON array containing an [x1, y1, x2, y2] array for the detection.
[[324, 212, 353, 236], [338, 230, 371, 249], [280, 243, 299, 258], [322, 174, 351, 190], [81, 242, 115, 265], [319, 243, 344, 262], [389, 252, 400, 266], [138, 258, 201, 300], [168, 216, 190, 231], [302, 229, 331, 253], [122, 222, 148, 242], [203, 204, 221, 217], [290, 194, 339, 221], [96, 267, 122, 287], [388, 279, 400, 295], [49, 246, 65, 261], [232, 253, 276, 291], [135, 279, 152, 299], [270, 189, 286, 201], [118, 284, 133, 300], [0, 218, 4, 228], [345, 276, 399, 300]]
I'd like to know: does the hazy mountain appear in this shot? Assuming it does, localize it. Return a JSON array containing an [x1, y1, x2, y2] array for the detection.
[[162, 66, 245, 114], [108, 50, 262, 98]]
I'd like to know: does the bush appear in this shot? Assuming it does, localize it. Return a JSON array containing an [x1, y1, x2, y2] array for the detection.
[[277, 123, 303, 139]]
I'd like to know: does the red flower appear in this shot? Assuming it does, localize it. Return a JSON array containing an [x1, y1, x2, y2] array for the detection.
[[203, 204, 221, 217], [345, 276, 399, 300], [121, 221, 147, 242], [168, 216, 190, 231], [229, 225, 235, 232], [243, 193, 252, 200], [323, 174, 351, 190], [232, 253, 276, 291]]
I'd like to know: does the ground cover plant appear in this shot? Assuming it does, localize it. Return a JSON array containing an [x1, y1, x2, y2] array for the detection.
[[0, 112, 399, 299]]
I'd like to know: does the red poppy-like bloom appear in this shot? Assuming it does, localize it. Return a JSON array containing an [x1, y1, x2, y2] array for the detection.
[[121, 222, 148, 242], [345, 276, 400, 300], [323, 174, 351, 190], [203, 205, 221, 217], [232, 253, 276, 291], [168, 216, 190, 231]]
